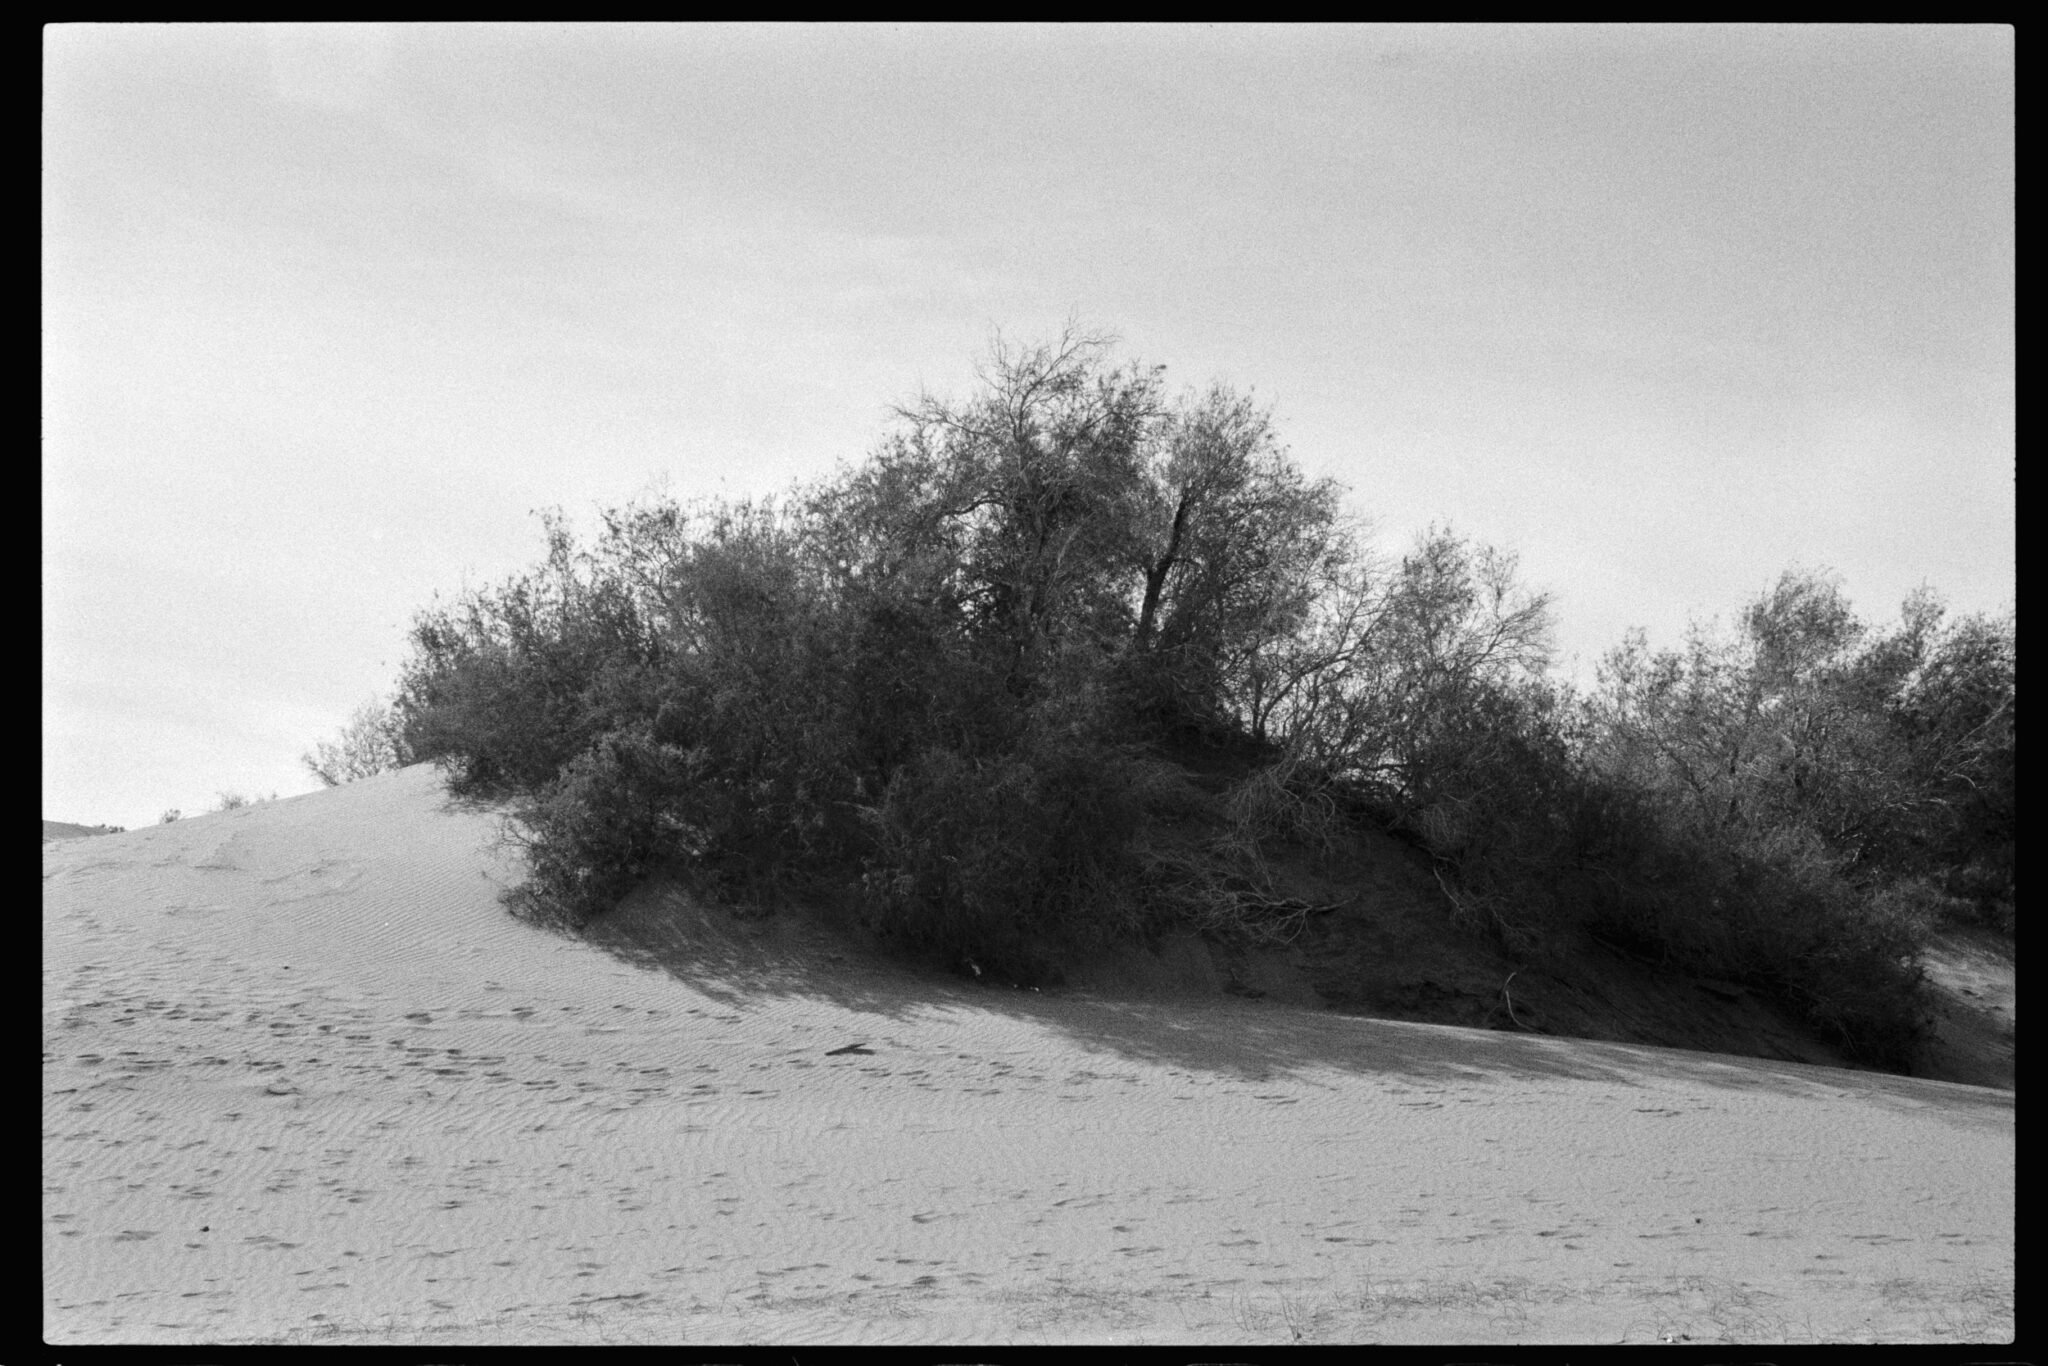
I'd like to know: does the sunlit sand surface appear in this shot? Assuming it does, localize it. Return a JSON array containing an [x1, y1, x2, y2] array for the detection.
[[44, 766, 2013, 1345]]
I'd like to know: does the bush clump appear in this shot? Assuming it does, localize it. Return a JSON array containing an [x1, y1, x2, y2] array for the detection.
[[385, 326, 2007, 1067], [303, 697, 412, 787]]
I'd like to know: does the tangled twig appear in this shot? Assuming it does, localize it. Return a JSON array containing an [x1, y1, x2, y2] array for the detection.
[[1500, 970, 1532, 1031]]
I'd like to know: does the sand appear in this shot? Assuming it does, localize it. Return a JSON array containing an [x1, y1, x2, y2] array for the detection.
[[44, 819, 119, 843], [42, 766, 2014, 1345]]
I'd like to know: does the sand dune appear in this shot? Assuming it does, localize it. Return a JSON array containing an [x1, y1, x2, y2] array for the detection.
[[42, 765, 2014, 1345], [44, 819, 119, 843]]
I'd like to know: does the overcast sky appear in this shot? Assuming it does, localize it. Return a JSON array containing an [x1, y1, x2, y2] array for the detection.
[[44, 23, 2013, 829]]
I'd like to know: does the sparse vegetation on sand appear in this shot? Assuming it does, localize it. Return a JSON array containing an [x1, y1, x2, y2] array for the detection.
[[384, 326, 2012, 1069], [303, 697, 413, 788]]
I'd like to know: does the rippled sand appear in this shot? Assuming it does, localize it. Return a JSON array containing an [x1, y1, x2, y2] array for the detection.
[[43, 766, 2014, 1345]]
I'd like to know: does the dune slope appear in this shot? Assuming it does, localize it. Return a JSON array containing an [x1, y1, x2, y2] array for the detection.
[[43, 766, 2013, 1345], [44, 819, 118, 843]]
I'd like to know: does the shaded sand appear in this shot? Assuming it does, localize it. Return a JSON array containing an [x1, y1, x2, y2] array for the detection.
[[1914, 925, 2017, 1091], [43, 766, 2014, 1345]]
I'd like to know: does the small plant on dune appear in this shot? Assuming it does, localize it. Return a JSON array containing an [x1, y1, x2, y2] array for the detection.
[[159, 809, 181, 824], [304, 696, 413, 787], [212, 790, 280, 812]]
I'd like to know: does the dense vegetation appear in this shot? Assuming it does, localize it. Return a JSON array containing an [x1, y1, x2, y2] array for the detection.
[[377, 329, 2013, 1067]]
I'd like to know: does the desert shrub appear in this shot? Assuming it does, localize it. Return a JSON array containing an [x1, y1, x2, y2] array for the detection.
[[381, 329, 1995, 1072], [855, 688, 1154, 983], [304, 697, 412, 787], [1345, 607, 1943, 1065], [488, 510, 875, 930], [1575, 824, 1924, 1064], [1564, 750, 1931, 1065], [859, 748, 1045, 978], [1589, 574, 2011, 913], [1879, 606, 2015, 922], [1218, 751, 1347, 857], [1732, 840, 1928, 1068], [500, 724, 707, 933], [397, 613, 625, 797], [1117, 753, 1354, 949], [159, 809, 181, 824], [400, 329, 1371, 960], [1391, 680, 1587, 956], [396, 513, 659, 797], [212, 790, 280, 812], [1943, 852, 2016, 935], [1563, 572, 2000, 1058], [1859, 876, 1959, 942]]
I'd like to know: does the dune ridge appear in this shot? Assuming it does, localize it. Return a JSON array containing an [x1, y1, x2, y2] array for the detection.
[[44, 819, 119, 843], [43, 765, 2013, 1344]]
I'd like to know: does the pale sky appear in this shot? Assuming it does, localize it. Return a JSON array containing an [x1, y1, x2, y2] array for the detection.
[[44, 23, 2013, 830]]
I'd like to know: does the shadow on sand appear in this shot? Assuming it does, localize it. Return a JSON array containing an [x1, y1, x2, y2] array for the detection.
[[566, 869, 2012, 1123]]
